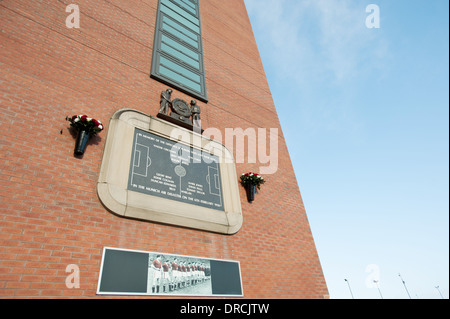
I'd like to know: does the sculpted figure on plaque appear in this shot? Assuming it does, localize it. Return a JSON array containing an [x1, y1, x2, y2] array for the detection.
[[191, 100, 201, 131], [159, 88, 173, 115]]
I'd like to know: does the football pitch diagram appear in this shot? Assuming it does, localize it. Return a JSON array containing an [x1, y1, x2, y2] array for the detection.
[[128, 129, 224, 211]]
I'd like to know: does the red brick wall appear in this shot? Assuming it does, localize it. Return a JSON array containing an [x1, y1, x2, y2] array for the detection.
[[0, 0, 328, 298]]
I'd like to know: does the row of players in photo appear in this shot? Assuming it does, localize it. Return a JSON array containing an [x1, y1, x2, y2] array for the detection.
[[147, 255, 211, 294]]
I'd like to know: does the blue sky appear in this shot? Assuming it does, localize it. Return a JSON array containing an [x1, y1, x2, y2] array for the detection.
[[244, 0, 449, 299]]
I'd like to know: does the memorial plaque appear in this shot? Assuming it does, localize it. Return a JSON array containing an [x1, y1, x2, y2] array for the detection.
[[97, 110, 242, 234], [128, 128, 224, 211]]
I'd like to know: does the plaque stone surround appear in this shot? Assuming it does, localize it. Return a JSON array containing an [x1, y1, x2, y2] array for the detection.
[[97, 109, 242, 234]]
